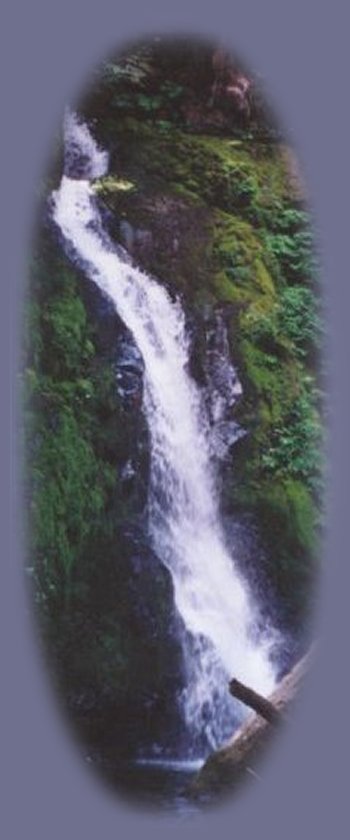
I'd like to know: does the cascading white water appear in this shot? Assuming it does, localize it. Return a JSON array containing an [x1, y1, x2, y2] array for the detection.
[[52, 111, 278, 751]]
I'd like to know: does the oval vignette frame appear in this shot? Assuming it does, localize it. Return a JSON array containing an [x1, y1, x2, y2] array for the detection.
[[5, 1, 348, 840], [23, 29, 325, 815]]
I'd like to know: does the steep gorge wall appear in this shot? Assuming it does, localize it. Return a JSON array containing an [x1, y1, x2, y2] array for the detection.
[[87, 95, 322, 634]]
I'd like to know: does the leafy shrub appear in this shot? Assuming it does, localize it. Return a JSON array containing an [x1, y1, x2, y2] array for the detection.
[[259, 199, 318, 283], [111, 81, 185, 122], [279, 286, 322, 357], [261, 384, 323, 493]]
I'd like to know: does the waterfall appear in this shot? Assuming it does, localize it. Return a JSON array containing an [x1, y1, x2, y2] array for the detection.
[[52, 110, 278, 753]]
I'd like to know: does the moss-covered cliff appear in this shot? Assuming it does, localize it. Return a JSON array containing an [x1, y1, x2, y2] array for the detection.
[[81, 41, 323, 630], [24, 229, 186, 757]]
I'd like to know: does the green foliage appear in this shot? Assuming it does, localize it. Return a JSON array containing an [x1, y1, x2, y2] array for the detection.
[[262, 228, 317, 281], [258, 200, 318, 284], [110, 80, 185, 125], [256, 202, 309, 232], [279, 286, 322, 356], [42, 293, 94, 378], [261, 382, 323, 493], [258, 479, 316, 560], [24, 239, 129, 615], [273, 206, 309, 230], [210, 201, 322, 617], [238, 284, 322, 360], [32, 407, 108, 589], [255, 478, 317, 623], [100, 49, 153, 87]]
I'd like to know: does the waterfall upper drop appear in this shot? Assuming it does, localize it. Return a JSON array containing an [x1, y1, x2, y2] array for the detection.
[[52, 110, 278, 751]]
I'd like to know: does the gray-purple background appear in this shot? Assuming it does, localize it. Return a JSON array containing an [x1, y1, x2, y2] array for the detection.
[[3, 0, 349, 836]]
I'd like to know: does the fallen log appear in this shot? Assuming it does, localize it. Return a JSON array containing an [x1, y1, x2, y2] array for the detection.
[[229, 677, 282, 725], [190, 649, 313, 802]]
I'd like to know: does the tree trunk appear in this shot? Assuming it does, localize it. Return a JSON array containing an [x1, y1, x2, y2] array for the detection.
[[229, 677, 282, 725]]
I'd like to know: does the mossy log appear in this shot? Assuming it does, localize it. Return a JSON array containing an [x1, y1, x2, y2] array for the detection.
[[190, 649, 312, 801]]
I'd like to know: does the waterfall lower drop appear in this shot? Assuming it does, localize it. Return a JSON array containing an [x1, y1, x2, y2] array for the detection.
[[53, 111, 278, 755]]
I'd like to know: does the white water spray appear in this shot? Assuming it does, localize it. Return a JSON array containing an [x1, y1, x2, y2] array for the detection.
[[52, 111, 278, 751]]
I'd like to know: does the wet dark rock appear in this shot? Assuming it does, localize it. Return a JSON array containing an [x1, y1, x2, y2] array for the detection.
[[63, 525, 187, 760], [119, 219, 135, 251], [121, 459, 137, 482], [97, 186, 213, 302], [190, 308, 246, 461], [204, 310, 243, 412], [115, 332, 144, 407]]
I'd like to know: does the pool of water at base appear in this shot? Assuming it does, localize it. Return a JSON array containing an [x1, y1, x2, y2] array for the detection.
[[86, 755, 208, 816]]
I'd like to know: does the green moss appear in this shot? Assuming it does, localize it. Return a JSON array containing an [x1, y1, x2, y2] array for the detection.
[[212, 270, 238, 304], [93, 117, 290, 226], [25, 237, 131, 607], [257, 479, 316, 554], [211, 211, 277, 306], [32, 407, 108, 582], [256, 479, 317, 621]]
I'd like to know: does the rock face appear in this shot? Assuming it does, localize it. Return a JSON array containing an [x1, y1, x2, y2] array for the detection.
[[66, 527, 187, 761], [190, 651, 311, 801]]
